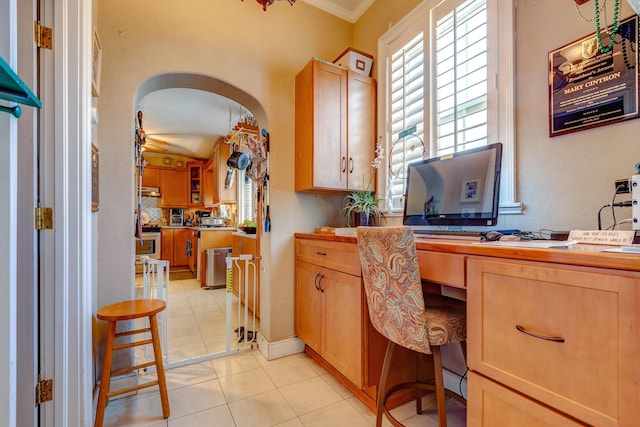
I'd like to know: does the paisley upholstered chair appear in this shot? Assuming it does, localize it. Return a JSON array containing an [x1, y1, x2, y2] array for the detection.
[[356, 226, 467, 427]]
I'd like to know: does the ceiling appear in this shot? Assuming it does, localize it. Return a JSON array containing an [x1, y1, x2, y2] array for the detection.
[[138, 0, 374, 160]]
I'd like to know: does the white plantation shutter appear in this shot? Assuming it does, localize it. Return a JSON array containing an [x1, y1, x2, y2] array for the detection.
[[388, 32, 427, 210], [380, 0, 519, 214], [238, 171, 255, 223], [433, 0, 488, 156]]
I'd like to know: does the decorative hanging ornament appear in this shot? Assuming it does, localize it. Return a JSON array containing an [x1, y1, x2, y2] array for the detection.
[[594, 0, 621, 53], [241, 0, 296, 12]]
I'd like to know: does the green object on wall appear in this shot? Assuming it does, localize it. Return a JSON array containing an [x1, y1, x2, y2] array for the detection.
[[0, 55, 42, 118]]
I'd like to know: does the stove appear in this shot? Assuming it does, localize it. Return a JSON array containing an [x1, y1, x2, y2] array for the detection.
[[141, 225, 162, 232]]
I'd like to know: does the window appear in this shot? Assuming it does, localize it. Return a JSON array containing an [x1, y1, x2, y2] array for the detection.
[[378, 0, 521, 215], [237, 170, 256, 224]]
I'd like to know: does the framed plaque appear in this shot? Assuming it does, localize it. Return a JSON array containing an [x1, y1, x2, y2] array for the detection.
[[549, 15, 639, 136]]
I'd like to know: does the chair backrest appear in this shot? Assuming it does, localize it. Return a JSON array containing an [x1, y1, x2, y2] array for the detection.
[[356, 226, 431, 354]]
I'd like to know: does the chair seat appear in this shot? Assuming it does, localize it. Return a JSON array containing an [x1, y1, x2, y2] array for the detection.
[[97, 299, 166, 322], [424, 294, 466, 348]]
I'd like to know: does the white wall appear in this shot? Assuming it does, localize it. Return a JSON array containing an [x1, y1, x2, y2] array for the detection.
[[97, 0, 640, 358], [96, 0, 353, 348], [508, 3, 638, 233]]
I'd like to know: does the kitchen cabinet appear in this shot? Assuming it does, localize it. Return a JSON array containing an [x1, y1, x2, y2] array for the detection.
[[160, 228, 191, 269], [187, 161, 204, 207], [141, 166, 161, 188], [467, 256, 639, 427], [231, 235, 260, 318], [294, 59, 376, 193], [202, 158, 214, 208], [211, 141, 236, 204], [160, 167, 188, 208]]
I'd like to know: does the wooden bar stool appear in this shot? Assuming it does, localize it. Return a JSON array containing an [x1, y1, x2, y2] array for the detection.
[[94, 299, 170, 427]]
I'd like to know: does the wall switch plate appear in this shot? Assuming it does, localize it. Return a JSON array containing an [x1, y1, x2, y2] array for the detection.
[[615, 178, 630, 194], [632, 174, 640, 231]]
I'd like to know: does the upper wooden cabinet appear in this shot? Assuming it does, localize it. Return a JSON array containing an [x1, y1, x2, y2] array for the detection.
[[141, 166, 161, 188], [202, 158, 215, 208], [211, 141, 237, 204], [160, 167, 188, 208], [187, 160, 204, 208], [295, 59, 376, 193]]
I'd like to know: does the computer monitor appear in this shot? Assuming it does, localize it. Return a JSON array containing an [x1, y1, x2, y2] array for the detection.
[[403, 143, 502, 229]]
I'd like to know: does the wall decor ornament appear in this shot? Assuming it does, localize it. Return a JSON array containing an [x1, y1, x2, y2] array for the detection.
[[241, 0, 295, 11]]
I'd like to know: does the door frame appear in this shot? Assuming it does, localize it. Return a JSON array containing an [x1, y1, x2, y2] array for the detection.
[[7, 0, 94, 425], [44, 0, 94, 424]]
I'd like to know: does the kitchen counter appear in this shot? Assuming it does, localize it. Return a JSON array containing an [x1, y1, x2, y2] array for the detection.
[[232, 231, 257, 239], [161, 225, 237, 231]]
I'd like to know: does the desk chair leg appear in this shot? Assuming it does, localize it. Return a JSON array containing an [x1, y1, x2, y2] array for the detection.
[[149, 313, 170, 418], [376, 340, 396, 427], [432, 346, 447, 427], [94, 321, 116, 427]]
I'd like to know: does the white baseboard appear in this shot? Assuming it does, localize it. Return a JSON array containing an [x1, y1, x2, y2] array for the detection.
[[256, 333, 305, 361], [443, 368, 467, 399]]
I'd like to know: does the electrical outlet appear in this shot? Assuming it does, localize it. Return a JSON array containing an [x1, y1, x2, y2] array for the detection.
[[615, 178, 630, 194]]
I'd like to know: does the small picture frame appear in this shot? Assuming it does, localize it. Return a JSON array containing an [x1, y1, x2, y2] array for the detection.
[[92, 145, 99, 212], [461, 178, 482, 203], [91, 29, 102, 97]]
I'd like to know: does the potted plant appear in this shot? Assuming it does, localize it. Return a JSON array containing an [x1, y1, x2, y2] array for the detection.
[[342, 190, 385, 226], [342, 141, 385, 227]]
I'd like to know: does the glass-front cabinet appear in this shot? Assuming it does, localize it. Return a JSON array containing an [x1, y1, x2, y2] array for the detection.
[[187, 160, 204, 207]]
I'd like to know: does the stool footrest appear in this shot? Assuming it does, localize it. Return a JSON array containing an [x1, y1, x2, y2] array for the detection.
[[107, 380, 160, 398], [112, 338, 153, 351], [115, 327, 151, 338], [111, 360, 157, 377]]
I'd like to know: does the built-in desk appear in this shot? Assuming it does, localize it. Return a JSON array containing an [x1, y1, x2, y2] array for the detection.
[[294, 233, 640, 426]]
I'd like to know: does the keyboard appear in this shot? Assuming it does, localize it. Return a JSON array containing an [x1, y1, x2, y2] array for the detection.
[[414, 230, 485, 241]]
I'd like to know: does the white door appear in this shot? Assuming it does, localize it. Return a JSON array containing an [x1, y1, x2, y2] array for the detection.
[[15, 0, 41, 424], [13, 0, 94, 425]]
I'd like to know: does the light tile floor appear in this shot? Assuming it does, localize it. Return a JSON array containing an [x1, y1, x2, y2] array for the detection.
[[103, 278, 466, 426]]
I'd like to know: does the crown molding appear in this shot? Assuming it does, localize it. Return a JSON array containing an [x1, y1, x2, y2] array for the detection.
[[302, 0, 375, 23]]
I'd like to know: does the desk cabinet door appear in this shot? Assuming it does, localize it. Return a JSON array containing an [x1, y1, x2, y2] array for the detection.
[[295, 260, 323, 351], [321, 266, 362, 386]]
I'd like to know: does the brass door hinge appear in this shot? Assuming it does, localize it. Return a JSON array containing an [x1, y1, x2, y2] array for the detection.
[[34, 21, 53, 50], [35, 207, 53, 230], [35, 378, 53, 405]]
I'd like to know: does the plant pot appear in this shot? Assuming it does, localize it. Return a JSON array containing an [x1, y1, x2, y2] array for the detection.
[[352, 211, 374, 227]]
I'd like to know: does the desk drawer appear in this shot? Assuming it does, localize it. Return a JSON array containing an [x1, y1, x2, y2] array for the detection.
[[416, 251, 465, 288], [467, 372, 585, 427], [468, 257, 639, 427], [295, 238, 360, 276]]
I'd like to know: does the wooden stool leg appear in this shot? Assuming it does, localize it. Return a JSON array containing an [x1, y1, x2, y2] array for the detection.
[[416, 352, 423, 414], [377, 341, 395, 427], [432, 346, 447, 427], [94, 321, 117, 427], [149, 313, 170, 418]]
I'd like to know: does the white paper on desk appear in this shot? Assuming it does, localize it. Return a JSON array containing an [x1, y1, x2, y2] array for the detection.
[[476, 240, 579, 248], [602, 246, 640, 254]]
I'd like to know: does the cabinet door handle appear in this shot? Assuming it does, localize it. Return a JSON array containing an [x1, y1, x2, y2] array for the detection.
[[314, 273, 320, 291], [348, 157, 354, 173], [318, 275, 325, 293], [341, 156, 346, 173], [316, 251, 327, 256], [515, 324, 565, 343]]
